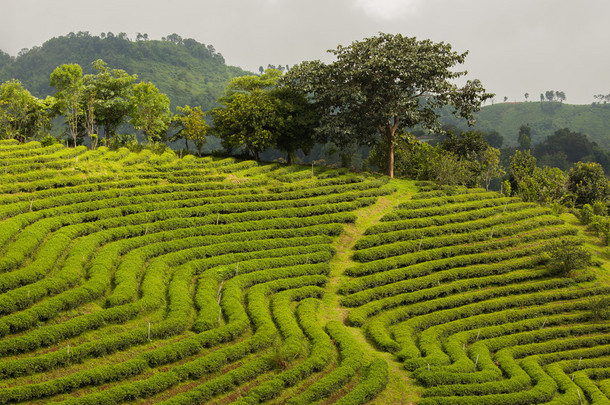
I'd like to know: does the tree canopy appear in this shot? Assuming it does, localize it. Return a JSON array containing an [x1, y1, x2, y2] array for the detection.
[[212, 69, 317, 163], [283, 32, 492, 177]]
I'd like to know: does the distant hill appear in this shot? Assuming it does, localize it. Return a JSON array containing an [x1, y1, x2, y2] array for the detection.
[[442, 101, 610, 149], [0, 32, 251, 111]]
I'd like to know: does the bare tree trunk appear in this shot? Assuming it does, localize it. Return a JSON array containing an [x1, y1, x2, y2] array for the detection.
[[382, 117, 400, 179], [386, 135, 394, 178]]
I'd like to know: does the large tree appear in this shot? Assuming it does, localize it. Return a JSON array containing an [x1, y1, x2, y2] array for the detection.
[[129, 81, 172, 143], [0, 79, 47, 142], [283, 33, 492, 178], [173, 105, 209, 156], [50, 63, 83, 147], [85, 59, 137, 147], [212, 69, 317, 163]]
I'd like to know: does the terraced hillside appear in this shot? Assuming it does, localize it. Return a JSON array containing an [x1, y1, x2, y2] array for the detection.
[[342, 184, 610, 404], [0, 140, 394, 404], [1, 140, 610, 404]]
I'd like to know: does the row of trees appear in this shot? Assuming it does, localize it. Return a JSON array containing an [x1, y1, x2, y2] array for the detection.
[[0, 60, 209, 154], [2, 33, 493, 180], [4, 32, 607, 202]]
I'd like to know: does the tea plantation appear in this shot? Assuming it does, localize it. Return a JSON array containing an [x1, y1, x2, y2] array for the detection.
[[1, 139, 609, 404]]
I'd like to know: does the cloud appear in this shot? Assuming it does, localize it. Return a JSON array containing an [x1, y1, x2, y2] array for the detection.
[[353, 0, 422, 20]]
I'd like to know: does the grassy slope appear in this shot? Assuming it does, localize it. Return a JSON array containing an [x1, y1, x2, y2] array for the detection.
[[460, 102, 610, 148]]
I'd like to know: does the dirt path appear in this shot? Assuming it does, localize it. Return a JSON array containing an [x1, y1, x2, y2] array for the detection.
[[319, 179, 423, 404]]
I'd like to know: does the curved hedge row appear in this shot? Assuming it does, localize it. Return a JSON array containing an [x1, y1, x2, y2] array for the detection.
[[339, 185, 610, 404], [0, 143, 392, 404]]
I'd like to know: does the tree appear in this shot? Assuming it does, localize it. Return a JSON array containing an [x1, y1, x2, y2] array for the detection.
[[524, 93, 529, 102], [441, 130, 488, 161], [173, 105, 209, 156], [545, 239, 591, 277], [518, 124, 532, 150], [129, 81, 172, 143], [86, 59, 137, 147], [213, 69, 317, 163], [482, 130, 503, 148], [545, 90, 555, 102], [568, 161, 610, 206], [50, 63, 83, 147], [534, 128, 594, 165], [431, 152, 470, 187], [509, 149, 537, 200], [283, 33, 492, 178], [0, 79, 46, 142], [479, 147, 504, 191], [213, 90, 278, 160], [555, 91, 566, 103], [503, 96, 508, 103], [80, 78, 98, 148]]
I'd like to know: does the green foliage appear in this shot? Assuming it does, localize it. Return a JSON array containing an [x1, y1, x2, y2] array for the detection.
[[544, 238, 591, 277], [129, 81, 172, 143], [0, 79, 51, 142], [0, 32, 249, 112], [508, 150, 569, 204], [50, 64, 83, 147], [580, 204, 594, 225], [517, 124, 531, 150], [86, 59, 137, 146], [589, 295, 610, 321], [457, 102, 610, 151], [284, 32, 492, 178], [173, 105, 209, 156], [212, 70, 316, 162], [567, 161, 610, 206]]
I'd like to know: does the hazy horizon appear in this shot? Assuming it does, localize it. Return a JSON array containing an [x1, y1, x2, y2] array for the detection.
[[2, 0, 609, 105]]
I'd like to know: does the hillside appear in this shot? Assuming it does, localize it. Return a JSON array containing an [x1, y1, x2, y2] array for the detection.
[[2, 140, 610, 403], [0, 32, 251, 110], [442, 101, 610, 149]]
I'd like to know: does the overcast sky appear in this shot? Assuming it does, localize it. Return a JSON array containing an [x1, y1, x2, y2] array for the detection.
[[1, 0, 608, 104]]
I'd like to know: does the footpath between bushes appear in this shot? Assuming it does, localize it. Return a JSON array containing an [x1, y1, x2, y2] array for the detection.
[[320, 178, 423, 405]]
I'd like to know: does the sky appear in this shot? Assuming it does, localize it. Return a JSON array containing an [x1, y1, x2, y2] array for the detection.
[[1, 0, 608, 104]]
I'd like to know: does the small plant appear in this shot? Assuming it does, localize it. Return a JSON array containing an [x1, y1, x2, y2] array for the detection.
[[580, 204, 594, 225], [545, 239, 591, 277], [589, 295, 610, 321]]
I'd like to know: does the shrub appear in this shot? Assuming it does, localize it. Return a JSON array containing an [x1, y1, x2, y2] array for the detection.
[[544, 238, 591, 277]]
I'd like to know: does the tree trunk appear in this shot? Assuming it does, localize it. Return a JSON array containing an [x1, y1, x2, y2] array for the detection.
[[386, 137, 394, 179], [287, 149, 295, 165], [382, 117, 400, 179]]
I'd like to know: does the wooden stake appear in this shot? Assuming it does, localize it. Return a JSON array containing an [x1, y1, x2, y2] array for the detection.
[[148, 322, 151, 341], [474, 354, 479, 370], [541, 317, 548, 329]]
